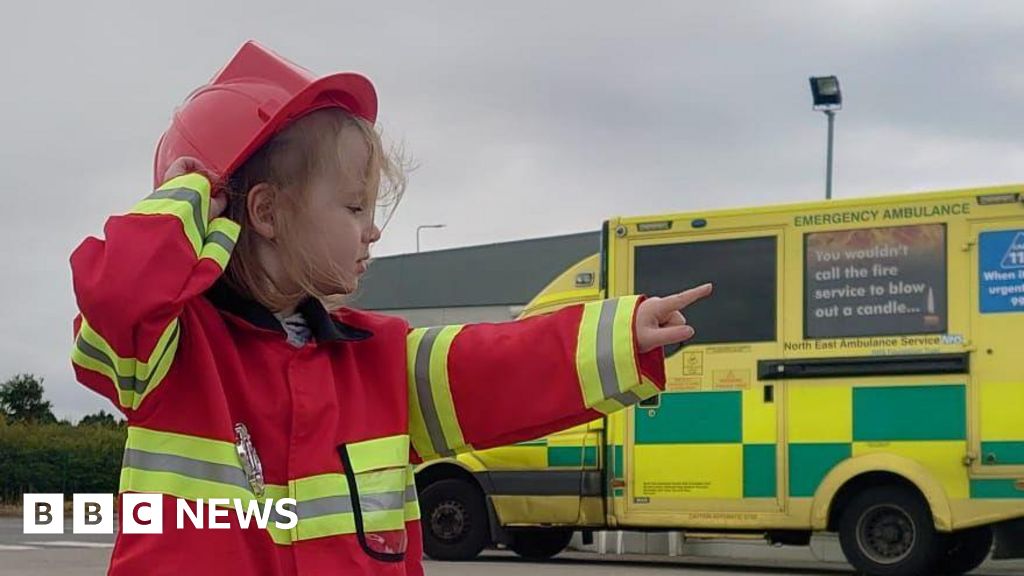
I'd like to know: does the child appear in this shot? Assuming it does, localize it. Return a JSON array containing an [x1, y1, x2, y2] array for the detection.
[[70, 41, 712, 576]]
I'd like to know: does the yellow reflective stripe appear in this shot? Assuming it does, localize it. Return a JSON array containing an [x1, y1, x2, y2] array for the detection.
[[591, 396, 627, 415], [75, 318, 179, 384], [296, 513, 357, 541], [406, 328, 436, 460], [362, 508, 406, 532], [200, 217, 240, 270], [404, 466, 421, 521], [612, 295, 642, 392], [127, 426, 240, 466], [594, 376, 660, 413], [119, 467, 258, 503], [346, 435, 409, 473], [292, 473, 350, 500], [265, 521, 292, 545], [120, 466, 292, 545], [157, 173, 211, 195], [118, 425, 293, 542], [636, 376, 662, 399], [410, 326, 474, 458], [207, 215, 241, 242], [71, 317, 180, 411], [404, 498, 421, 521], [129, 174, 212, 257], [120, 426, 420, 545], [576, 301, 606, 408], [429, 326, 468, 456], [289, 470, 417, 542], [354, 468, 406, 494], [200, 240, 231, 270], [575, 297, 648, 415]]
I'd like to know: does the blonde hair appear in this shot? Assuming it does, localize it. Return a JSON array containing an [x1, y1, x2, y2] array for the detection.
[[222, 108, 406, 312]]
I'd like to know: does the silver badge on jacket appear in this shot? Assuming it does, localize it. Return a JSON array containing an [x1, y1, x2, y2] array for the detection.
[[234, 422, 265, 498]]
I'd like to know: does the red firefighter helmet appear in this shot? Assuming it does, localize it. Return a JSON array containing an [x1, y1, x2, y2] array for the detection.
[[153, 40, 377, 187]]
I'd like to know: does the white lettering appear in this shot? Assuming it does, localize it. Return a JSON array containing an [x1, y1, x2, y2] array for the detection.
[[274, 499, 298, 530], [177, 498, 204, 529], [207, 498, 231, 529]]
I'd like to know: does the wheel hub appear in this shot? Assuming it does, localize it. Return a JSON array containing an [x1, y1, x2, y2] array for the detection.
[[857, 504, 916, 565], [431, 499, 469, 542]]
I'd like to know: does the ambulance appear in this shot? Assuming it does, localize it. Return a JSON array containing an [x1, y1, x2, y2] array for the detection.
[[414, 184, 1024, 576]]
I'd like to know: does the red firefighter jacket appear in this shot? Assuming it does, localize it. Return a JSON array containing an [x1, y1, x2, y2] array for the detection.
[[69, 173, 666, 575]]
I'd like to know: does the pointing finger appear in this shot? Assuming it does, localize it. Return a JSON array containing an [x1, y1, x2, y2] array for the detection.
[[662, 283, 713, 313]]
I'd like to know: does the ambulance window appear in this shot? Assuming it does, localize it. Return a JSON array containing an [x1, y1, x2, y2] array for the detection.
[[804, 224, 948, 339], [634, 237, 777, 345]]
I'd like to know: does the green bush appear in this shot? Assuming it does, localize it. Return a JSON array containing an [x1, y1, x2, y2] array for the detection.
[[0, 422, 125, 503]]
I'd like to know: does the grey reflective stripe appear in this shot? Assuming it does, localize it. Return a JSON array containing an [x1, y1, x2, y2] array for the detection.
[[296, 495, 353, 520], [292, 489, 409, 521], [481, 470, 603, 497], [75, 337, 139, 392], [414, 327, 452, 457], [359, 490, 406, 513], [405, 484, 417, 503], [596, 299, 622, 399], [145, 187, 207, 238], [123, 448, 251, 491], [206, 230, 236, 253], [75, 322, 180, 394], [610, 389, 642, 406]]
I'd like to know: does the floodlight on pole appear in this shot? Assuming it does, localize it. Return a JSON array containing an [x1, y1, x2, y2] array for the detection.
[[809, 75, 842, 200]]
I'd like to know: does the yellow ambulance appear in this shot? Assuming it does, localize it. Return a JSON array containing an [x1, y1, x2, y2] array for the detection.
[[415, 184, 1024, 576]]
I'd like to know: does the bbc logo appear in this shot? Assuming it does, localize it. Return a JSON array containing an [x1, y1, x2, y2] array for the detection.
[[24, 493, 298, 534], [24, 494, 163, 535]]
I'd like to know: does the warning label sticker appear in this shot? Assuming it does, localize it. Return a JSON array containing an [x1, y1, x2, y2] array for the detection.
[[682, 351, 704, 376], [712, 369, 751, 391]]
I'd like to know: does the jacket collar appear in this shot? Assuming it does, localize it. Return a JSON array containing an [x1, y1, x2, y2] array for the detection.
[[205, 280, 373, 343]]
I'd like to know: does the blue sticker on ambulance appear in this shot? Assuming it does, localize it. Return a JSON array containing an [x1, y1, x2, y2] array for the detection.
[[979, 230, 1024, 313]]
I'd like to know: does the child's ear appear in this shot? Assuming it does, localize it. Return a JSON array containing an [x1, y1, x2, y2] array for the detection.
[[247, 183, 277, 239]]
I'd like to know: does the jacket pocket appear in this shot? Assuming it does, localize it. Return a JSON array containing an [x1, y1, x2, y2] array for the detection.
[[337, 435, 412, 562]]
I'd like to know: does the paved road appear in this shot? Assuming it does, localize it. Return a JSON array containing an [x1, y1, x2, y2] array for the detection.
[[2, 518, 1023, 575]]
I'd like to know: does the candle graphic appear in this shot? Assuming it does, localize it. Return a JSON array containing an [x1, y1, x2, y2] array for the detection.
[[924, 286, 941, 327]]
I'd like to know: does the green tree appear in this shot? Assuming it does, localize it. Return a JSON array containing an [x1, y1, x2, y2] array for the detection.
[[0, 374, 56, 424], [78, 410, 122, 428]]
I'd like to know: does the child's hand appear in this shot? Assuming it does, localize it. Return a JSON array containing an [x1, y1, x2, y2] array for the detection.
[[635, 283, 713, 353], [163, 157, 228, 221]]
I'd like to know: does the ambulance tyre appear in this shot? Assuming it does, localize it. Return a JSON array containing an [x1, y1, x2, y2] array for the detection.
[[838, 485, 942, 576], [936, 525, 993, 575], [420, 478, 490, 561], [509, 528, 574, 560]]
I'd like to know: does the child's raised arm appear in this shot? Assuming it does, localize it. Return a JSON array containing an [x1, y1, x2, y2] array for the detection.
[[70, 165, 236, 415], [405, 286, 710, 461]]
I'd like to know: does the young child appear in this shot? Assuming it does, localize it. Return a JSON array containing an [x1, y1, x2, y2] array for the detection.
[[70, 41, 712, 576]]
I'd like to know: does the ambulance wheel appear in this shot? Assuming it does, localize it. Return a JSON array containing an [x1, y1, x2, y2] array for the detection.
[[509, 528, 573, 560], [838, 485, 942, 576], [936, 526, 992, 575], [420, 478, 490, 561]]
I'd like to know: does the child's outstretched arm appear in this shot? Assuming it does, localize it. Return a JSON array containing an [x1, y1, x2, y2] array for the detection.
[[407, 284, 712, 461], [70, 160, 236, 415]]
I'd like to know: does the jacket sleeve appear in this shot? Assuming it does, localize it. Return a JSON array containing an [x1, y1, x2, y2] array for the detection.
[[69, 174, 239, 415], [406, 295, 665, 461]]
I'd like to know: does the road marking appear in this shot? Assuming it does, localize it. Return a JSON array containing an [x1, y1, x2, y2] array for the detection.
[[0, 544, 42, 551]]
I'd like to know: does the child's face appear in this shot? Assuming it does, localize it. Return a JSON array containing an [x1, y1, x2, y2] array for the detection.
[[302, 127, 381, 292]]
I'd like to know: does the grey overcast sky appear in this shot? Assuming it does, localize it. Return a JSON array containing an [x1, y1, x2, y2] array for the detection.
[[2, 1, 1023, 420]]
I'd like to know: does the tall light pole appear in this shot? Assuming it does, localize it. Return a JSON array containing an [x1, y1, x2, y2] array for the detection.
[[416, 224, 446, 253], [809, 75, 842, 200]]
